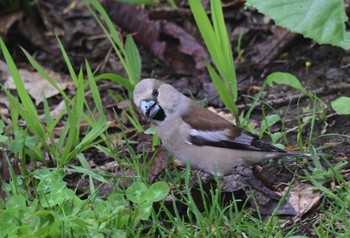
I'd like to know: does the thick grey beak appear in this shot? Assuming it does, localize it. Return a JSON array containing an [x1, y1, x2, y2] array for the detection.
[[140, 100, 161, 119]]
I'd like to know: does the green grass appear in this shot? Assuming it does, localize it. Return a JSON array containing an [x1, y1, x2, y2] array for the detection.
[[0, 40, 349, 236], [189, 0, 238, 115], [1, 1, 349, 237]]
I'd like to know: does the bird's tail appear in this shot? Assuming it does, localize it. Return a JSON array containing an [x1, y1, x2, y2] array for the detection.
[[285, 151, 312, 158]]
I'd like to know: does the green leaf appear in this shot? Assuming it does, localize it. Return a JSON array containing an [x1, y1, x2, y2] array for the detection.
[[125, 36, 141, 86], [138, 201, 153, 220], [0, 38, 38, 117], [246, 0, 350, 49], [144, 127, 156, 135], [22, 48, 71, 103], [266, 72, 304, 91], [33, 168, 56, 180], [260, 114, 281, 137], [189, 0, 238, 114], [109, 193, 128, 210], [0, 119, 5, 133], [6, 194, 26, 209], [84, 0, 139, 96], [147, 181, 170, 202], [40, 189, 75, 207], [69, 165, 108, 184], [207, 64, 238, 114], [86, 61, 105, 117], [270, 132, 284, 145], [0, 135, 8, 143], [126, 182, 148, 203], [64, 118, 109, 164], [331, 97, 350, 115], [95, 73, 133, 92]]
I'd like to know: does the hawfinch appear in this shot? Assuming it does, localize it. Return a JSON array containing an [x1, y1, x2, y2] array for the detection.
[[133, 78, 310, 176]]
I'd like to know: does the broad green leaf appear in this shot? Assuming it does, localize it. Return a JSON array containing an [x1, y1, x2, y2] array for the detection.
[[33, 168, 55, 180], [264, 114, 281, 127], [126, 182, 148, 203], [138, 201, 153, 220], [40, 189, 75, 207], [331, 96, 350, 115], [6, 194, 26, 209], [266, 72, 303, 91], [270, 132, 284, 145], [147, 181, 170, 202], [109, 193, 128, 209], [260, 114, 281, 137], [0, 135, 7, 143], [246, 0, 350, 49], [144, 127, 156, 135]]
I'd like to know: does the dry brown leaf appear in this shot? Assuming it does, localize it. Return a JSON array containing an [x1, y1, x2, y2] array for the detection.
[[103, 1, 209, 75], [208, 107, 234, 122], [280, 182, 321, 217], [0, 10, 25, 39], [251, 27, 297, 68], [38, 100, 66, 121], [4, 67, 72, 105]]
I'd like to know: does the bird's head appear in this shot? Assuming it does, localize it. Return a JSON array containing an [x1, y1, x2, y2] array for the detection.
[[133, 78, 188, 122]]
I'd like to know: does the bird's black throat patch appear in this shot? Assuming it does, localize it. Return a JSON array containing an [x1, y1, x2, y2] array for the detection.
[[152, 106, 166, 121]]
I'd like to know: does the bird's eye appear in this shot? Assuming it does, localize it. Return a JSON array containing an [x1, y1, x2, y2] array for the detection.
[[152, 89, 159, 97]]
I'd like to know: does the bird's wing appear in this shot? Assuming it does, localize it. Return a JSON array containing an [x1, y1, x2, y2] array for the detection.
[[182, 104, 285, 153]]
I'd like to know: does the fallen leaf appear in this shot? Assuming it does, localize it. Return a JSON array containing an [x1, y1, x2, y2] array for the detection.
[[0, 10, 25, 39], [279, 182, 321, 217], [251, 27, 297, 68], [38, 100, 66, 120], [162, 21, 209, 71], [103, 1, 209, 75], [208, 107, 234, 122], [4, 67, 72, 105]]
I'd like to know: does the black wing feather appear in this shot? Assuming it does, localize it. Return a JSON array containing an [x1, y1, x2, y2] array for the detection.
[[188, 133, 285, 153]]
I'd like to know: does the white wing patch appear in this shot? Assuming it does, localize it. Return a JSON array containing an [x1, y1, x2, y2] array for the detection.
[[187, 128, 255, 146], [232, 133, 254, 145], [188, 129, 230, 142]]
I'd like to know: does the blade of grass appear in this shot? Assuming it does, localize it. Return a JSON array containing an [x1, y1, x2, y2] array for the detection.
[[207, 64, 237, 114], [56, 36, 78, 86], [21, 48, 71, 103], [188, 0, 238, 114], [95, 73, 133, 92], [86, 60, 104, 117], [0, 38, 38, 118], [125, 35, 141, 86], [65, 118, 110, 163]]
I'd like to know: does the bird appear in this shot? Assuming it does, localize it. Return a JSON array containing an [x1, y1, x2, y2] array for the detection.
[[133, 78, 311, 176]]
